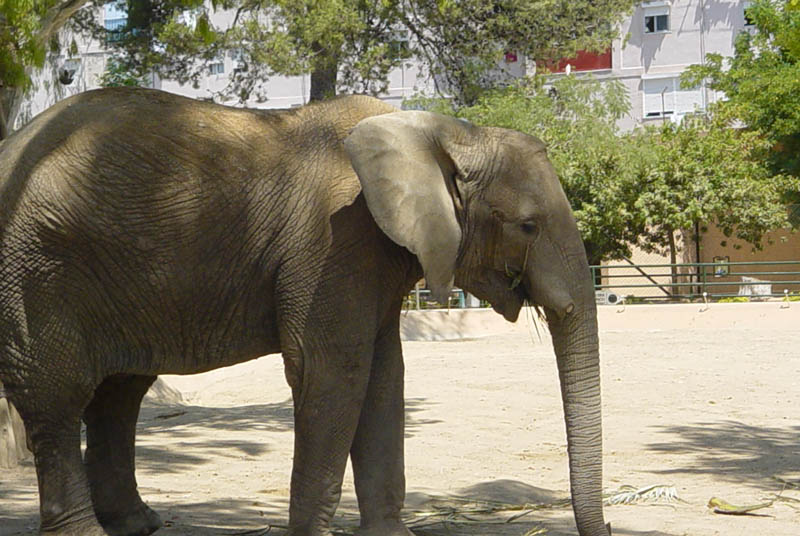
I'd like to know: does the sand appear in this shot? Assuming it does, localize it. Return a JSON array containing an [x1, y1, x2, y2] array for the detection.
[[2, 303, 800, 536]]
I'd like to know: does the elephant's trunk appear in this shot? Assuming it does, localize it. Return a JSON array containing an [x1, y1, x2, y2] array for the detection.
[[546, 275, 610, 536]]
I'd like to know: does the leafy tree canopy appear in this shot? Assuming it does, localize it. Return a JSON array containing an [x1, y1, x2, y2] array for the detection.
[[77, 0, 637, 105], [98, 57, 147, 86], [634, 116, 797, 259], [404, 0, 636, 104], [683, 0, 800, 179], [0, 0, 90, 137], [73, 0, 409, 102]]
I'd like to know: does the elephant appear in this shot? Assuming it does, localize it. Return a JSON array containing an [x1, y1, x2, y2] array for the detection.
[[0, 87, 610, 536]]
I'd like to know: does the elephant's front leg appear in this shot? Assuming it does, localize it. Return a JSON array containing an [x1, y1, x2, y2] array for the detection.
[[284, 339, 374, 536], [350, 323, 414, 536]]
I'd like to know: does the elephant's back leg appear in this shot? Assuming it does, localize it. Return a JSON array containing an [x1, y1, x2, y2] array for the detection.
[[83, 374, 162, 536], [6, 363, 107, 535], [0, 290, 107, 533]]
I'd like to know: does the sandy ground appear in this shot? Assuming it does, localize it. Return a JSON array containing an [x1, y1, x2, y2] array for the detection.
[[2, 303, 800, 536]]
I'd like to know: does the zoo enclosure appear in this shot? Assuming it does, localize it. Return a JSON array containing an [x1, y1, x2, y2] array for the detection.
[[593, 260, 800, 302], [404, 260, 800, 309]]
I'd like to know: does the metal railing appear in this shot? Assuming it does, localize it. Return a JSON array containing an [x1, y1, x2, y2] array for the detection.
[[403, 260, 800, 308], [592, 260, 800, 301], [404, 286, 486, 310]]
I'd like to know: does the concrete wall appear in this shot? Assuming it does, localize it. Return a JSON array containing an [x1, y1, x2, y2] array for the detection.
[[399, 301, 800, 341], [698, 225, 800, 296], [602, 223, 800, 300]]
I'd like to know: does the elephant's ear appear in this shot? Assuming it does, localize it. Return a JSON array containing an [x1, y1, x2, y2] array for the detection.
[[344, 111, 473, 304]]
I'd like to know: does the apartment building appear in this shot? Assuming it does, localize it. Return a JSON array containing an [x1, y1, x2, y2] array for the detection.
[[545, 0, 755, 130], [17, 1, 755, 131]]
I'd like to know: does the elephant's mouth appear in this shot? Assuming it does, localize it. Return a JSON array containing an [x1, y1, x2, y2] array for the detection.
[[491, 275, 527, 322], [458, 268, 529, 322]]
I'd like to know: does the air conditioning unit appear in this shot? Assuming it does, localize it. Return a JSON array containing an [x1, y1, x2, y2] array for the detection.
[[595, 291, 621, 305]]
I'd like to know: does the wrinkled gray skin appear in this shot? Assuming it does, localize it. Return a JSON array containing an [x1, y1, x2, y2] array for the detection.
[[0, 88, 610, 536]]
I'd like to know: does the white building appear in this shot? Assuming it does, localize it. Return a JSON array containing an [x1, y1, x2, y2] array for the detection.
[[16, 1, 756, 131], [542, 0, 755, 130]]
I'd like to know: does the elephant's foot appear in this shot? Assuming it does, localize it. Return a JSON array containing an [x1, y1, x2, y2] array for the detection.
[[284, 528, 334, 536], [354, 520, 415, 536], [97, 502, 163, 536], [41, 514, 108, 535]]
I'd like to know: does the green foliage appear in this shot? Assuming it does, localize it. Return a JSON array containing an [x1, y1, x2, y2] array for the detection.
[[683, 0, 800, 181], [413, 71, 797, 265], [0, 0, 70, 90], [97, 58, 146, 87], [718, 296, 750, 303], [633, 115, 797, 257], [83, 0, 409, 103], [85, 0, 636, 104], [0, 0, 92, 137], [404, 0, 637, 104]]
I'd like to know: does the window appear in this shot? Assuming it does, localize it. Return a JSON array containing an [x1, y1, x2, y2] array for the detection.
[[228, 49, 248, 73], [644, 5, 670, 33], [209, 62, 225, 75], [643, 76, 704, 119], [743, 1, 755, 26], [105, 18, 126, 32], [104, 4, 127, 43], [389, 29, 409, 57]]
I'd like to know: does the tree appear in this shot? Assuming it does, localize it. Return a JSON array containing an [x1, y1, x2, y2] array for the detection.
[[75, 0, 409, 103], [85, 0, 637, 105], [633, 115, 798, 294], [98, 57, 147, 86], [401, 0, 637, 104], [683, 0, 800, 180], [413, 75, 648, 266], [0, 0, 92, 139]]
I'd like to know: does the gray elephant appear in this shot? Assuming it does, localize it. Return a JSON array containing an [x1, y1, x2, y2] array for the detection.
[[0, 87, 609, 536]]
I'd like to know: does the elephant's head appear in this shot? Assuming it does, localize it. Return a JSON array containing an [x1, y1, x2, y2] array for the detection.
[[345, 110, 610, 536]]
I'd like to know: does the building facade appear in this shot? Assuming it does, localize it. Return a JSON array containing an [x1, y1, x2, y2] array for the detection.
[[546, 0, 754, 130]]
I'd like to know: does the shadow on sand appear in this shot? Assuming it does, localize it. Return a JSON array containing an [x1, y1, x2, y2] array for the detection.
[[646, 420, 800, 489]]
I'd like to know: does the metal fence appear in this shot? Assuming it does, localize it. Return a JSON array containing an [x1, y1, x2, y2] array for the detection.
[[403, 260, 800, 309], [404, 286, 485, 310], [593, 260, 800, 302]]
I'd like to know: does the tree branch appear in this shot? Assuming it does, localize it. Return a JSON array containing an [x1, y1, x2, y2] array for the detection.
[[37, 0, 92, 47]]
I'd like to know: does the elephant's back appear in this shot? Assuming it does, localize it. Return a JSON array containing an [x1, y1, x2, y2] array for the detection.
[[0, 89, 280, 312]]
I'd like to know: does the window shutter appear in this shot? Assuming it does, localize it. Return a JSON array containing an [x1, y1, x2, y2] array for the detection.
[[675, 82, 704, 115], [643, 78, 675, 117]]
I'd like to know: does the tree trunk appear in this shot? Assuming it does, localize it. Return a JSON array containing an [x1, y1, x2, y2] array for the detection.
[[0, 381, 31, 468], [0, 87, 24, 141], [667, 228, 678, 298], [308, 43, 338, 102], [309, 66, 337, 102]]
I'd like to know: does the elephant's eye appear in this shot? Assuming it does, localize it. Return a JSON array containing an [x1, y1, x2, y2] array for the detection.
[[520, 221, 538, 235]]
